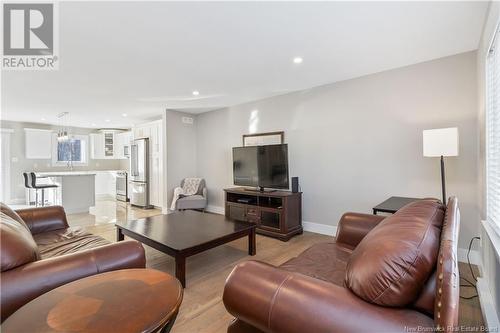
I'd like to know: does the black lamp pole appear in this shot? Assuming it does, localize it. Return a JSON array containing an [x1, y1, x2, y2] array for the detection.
[[440, 155, 446, 205]]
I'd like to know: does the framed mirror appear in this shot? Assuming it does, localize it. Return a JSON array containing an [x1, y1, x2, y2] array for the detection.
[[242, 131, 284, 146]]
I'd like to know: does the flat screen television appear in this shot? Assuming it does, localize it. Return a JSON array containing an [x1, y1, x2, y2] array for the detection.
[[233, 144, 289, 191]]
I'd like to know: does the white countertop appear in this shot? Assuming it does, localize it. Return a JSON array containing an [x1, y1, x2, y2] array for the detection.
[[35, 170, 126, 177], [36, 171, 97, 177]]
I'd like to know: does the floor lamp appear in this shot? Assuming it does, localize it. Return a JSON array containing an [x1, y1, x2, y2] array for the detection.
[[423, 127, 459, 205]]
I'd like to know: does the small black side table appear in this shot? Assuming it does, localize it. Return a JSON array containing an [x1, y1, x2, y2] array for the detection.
[[372, 196, 420, 215]]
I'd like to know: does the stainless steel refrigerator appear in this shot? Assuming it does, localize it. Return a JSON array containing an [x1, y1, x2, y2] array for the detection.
[[129, 138, 151, 208]]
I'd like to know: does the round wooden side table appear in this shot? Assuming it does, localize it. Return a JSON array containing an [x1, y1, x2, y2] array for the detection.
[[2, 269, 183, 333]]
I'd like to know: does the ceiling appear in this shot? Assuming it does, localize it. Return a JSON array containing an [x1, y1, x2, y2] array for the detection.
[[1, 1, 489, 129]]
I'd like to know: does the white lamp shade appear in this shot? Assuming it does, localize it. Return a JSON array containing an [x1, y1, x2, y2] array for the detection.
[[423, 127, 459, 157]]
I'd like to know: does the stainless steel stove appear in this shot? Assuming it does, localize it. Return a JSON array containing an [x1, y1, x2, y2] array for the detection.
[[116, 171, 128, 202]]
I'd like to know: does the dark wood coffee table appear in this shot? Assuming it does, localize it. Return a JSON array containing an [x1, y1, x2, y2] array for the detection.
[[116, 210, 256, 287], [1, 269, 183, 333]]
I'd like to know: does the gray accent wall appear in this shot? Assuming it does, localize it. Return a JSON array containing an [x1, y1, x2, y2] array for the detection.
[[195, 51, 479, 249], [0, 120, 123, 202], [163, 110, 198, 209]]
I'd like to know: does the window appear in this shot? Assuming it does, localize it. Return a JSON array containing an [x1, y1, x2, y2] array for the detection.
[[57, 140, 82, 162], [486, 25, 500, 234], [52, 134, 88, 166]]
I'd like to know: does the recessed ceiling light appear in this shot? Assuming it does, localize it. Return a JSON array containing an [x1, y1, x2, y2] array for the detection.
[[91, 123, 97, 126], [293, 57, 303, 64], [41, 117, 46, 121], [105, 119, 111, 122], [192, 91, 200, 96], [122, 113, 127, 117]]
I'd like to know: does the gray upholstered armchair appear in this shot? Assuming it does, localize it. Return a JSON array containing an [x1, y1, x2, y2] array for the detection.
[[175, 178, 207, 211]]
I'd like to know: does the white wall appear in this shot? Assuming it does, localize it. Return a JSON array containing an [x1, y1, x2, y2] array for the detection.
[[195, 51, 479, 249], [0, 120, 123, 203], [163, 110, 198, 209]]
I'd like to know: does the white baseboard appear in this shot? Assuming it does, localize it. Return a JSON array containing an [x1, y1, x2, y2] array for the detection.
[[302, 221, 337, 236], [477, 278, 500, 330], [161, 207, 173, 214], [458, 248, 481, 266], [164, 206, 223, 215], [206, 205, 224, 215], [96, 194, 115, 200]]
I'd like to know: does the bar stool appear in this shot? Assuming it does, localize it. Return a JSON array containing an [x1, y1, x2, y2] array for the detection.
[[30, 172, 58, 207], [22, 172, 36, 206]]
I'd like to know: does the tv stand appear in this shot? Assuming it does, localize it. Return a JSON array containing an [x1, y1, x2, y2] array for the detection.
[[244, 187, 277, 193], [224, 187, 302, 241]]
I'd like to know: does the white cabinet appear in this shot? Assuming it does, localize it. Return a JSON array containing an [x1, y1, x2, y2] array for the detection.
[[95, 171, 117, 198], [90, 133, 105, 159], [25, 128, 53, 159], [114, 132, 132, 159], [103, 132, 115, 157], [149, 123, 162, 207], [133, 125, 150, 139], [132, 121, 163, 207], [91, 131, 130, 160]]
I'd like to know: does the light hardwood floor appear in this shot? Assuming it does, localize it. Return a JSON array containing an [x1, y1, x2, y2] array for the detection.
[[72, 200, 484, 333]]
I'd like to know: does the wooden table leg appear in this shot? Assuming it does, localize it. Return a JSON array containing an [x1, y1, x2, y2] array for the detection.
[[116, 227, 124, 241], [175, 255, 186, 288], [248, 228, 256, 256]]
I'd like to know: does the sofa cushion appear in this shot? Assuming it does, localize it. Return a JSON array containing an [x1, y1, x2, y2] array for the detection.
[[280, 242, 352, 286], [345, 199, 444, 307], [1, 212, 40, 271], [33, 227, 111, 259], [176, 195, 207, 209], [412, 269, 437, 316], [1, 203, 30, 231]]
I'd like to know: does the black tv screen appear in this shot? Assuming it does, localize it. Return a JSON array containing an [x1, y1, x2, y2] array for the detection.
[[233, 144, 289, 189]]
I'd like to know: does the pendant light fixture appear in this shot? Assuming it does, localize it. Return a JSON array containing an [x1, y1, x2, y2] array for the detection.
[[57, 112, 69, 142]]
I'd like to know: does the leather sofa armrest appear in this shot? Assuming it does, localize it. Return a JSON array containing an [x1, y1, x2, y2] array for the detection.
[[15, 206, 69, 235], [335, 212, 386, 248], [223, 261, 433, 333], [1, 240, 145, 321]]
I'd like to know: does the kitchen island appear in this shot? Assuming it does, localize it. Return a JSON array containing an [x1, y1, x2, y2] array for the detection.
[[35, 171, 96, 214]]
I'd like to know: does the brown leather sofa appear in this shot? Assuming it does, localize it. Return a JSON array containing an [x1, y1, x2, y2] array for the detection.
[[0, 203, 146, 321], [223, 197, 460, 333]]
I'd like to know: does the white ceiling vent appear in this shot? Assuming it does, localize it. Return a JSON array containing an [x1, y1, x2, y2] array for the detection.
[[182, 117, 194, 125]]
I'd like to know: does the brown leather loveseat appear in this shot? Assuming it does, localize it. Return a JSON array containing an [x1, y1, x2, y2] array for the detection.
[[223, 197, 460, 333], [0, 203, 146, 321]]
